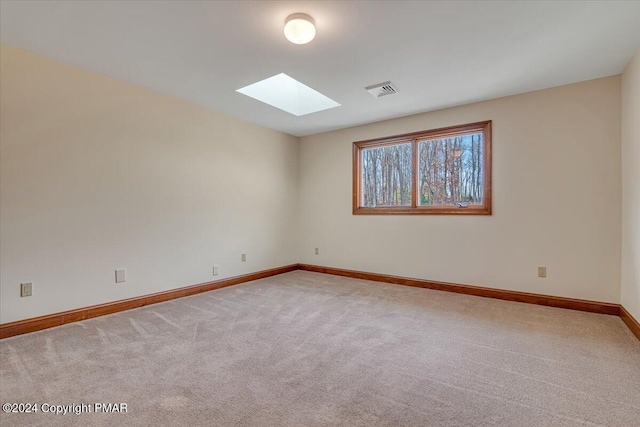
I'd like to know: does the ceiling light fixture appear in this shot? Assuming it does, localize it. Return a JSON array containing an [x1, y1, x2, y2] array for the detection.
[[284, 13, 316, 45]]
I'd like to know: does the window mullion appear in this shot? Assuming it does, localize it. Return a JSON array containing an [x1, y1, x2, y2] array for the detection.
[[411, 139, 418, 209]]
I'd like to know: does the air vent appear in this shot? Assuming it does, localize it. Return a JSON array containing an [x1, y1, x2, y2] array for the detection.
[[366, 81, 398, 98]]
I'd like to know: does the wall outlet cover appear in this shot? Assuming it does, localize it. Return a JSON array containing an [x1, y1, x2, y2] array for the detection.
[[20, 282, 33, 297], [538, 266, 547, 278], [115, 269, 126, 283]]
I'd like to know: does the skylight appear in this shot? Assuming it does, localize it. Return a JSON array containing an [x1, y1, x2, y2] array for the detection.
[[236, 73, 340, 117]]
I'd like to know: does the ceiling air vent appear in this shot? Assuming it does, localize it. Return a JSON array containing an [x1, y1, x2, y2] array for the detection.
[[366, 81, 398, 98]]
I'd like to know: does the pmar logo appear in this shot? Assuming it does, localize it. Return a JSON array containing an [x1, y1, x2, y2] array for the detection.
[[95, 403, 128, 413]]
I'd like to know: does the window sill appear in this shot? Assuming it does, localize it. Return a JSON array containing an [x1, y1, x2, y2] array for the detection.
[[352, 206, 492, 215]]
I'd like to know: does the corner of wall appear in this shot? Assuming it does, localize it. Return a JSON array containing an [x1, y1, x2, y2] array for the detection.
[[620, 49, 640, 322]]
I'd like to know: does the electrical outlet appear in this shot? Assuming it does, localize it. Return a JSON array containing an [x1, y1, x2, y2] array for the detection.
[[20, 282, 33, 297], [213, 265, 219, 276], [538, 266, 547, 278], [115, 269, 126, 283], [241, 253, 247, 262], [314, 247, 319, 255]]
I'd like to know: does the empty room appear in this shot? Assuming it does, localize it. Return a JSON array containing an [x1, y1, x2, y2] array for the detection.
[[1, 1, 639, 426]]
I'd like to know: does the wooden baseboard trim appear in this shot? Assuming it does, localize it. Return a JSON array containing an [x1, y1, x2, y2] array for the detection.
[[0, 264, 298, 339], [298, 264, 620, 316], [2, 263, 634, 341], [620, 305, 640, 340]]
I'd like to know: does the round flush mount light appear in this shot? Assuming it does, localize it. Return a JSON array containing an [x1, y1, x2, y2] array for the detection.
[[284, 13, 316, 45]]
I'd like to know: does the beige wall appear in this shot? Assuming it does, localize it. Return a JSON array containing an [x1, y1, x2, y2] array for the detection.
[[0, 45, 299, 323], [1, 45, 630, 325], [621, 50, 640, 320], [299, 77, 622, 303]]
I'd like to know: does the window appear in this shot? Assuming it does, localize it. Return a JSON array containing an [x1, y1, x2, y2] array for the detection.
[[353, 121, 491, 215]]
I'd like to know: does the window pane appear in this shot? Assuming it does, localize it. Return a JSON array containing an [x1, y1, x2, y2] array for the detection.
[[361, 142, 412, 207], [418, 133, 483, 206]]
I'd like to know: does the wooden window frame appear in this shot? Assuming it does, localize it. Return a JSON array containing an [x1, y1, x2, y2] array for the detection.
[[353, 120, 492, 215]]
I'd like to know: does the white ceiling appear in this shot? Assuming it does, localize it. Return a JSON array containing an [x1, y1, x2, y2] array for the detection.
[[1, 1, 639, 137]]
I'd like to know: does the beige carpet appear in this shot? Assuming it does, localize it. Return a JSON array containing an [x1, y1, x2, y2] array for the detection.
[[1, 270, 639, 426]]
